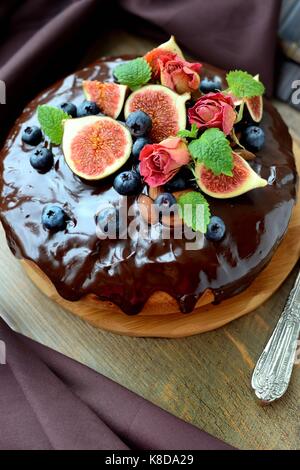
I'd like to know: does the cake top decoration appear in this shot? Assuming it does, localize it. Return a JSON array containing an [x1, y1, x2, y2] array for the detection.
[[25, 36, 267, 236]]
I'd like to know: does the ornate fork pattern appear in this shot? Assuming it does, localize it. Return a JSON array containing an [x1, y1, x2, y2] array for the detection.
[[251, 269, 300, 403]]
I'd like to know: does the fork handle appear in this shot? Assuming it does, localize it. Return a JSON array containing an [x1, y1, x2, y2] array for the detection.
[[251, 270, 300, 403]]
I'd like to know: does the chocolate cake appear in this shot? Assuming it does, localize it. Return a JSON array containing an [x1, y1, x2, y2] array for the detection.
[[0, 40, 297, 316]]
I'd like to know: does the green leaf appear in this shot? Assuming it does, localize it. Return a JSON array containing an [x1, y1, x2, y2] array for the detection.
[[226, 70, 265, 99], [113, 58, 152, 91], [177, 124, 199, 140], [188, 128, 233, 176], [177, 191, 211, 233], [37, 105, 71, 145]]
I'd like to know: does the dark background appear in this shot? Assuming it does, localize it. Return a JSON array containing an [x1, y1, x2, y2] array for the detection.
[[0, 0, 299, 145]]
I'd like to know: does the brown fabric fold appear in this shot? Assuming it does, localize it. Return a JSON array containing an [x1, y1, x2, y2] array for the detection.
[[0, 318, 233, 450], [0, 0, 281, 144], [0, 0, 100, 143], [120, 0, 281, 95]]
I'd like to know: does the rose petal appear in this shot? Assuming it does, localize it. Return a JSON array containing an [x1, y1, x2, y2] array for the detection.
[[197, 105, 217, 122], [188, 92, 236, 134], [159, 137, 182, 149], [158, 57, 201, 94], [160, 62, 176, 91], [222, 104, 236, 135], [189, 62, 202, 74], [139, 137, 190, 187]]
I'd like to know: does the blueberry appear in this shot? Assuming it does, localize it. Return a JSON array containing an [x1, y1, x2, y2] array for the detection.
[[30, 147, 54, 173], [200, 76, 222, 94], [126, 111, 152, 137], [242, 126, 265, 152], [132, 136, 151, 159], [42, 205, 67, 231], [154, 193, 177, 215], [113, 171, 142, 196], [165, 169, 193, 192], [22, 126, 43, 146], [96, 206, 120, 238], [77, 100, 100, 117], [205, 216, 226, 242], [60, 102, 77, 118], [165, 176, 188, 192]]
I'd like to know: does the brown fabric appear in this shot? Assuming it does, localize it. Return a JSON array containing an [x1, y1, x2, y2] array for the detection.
[[0, 318, 233, 450], [0, 0, 101, 143], [0, 0, 281, 143], [120, 0, 281, 95]]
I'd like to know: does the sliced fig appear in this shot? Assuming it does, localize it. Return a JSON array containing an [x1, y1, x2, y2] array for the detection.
[[83, 81, 127, 119], [62, 116, 132, 180], [246, 95, 263, 123], [144, 36, 185, 78], [228, 75, 263, 122], [124, 85, 190, 143], [156, 35, 184, 58], [230, 94, 263, 123], [227, 92, 243, 107], [195, 152, 267, 199]]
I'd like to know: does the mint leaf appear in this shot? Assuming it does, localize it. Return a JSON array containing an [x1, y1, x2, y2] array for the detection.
[[113, 58, 151, 91], [226, 70, 265, 99], [177, 124, 199, 140], [188, 128, 233, 176], [178, 191, 211, 233], [37, 105, 71, 145]]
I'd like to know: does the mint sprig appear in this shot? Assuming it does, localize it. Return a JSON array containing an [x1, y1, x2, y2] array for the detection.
[[226, 70, 265, 99], [113, 58, 152, 91], [188, 128, 233, 176], [178, 191, 211, 233], [177, 124, 199, 140], [37, 105, 71, 145]]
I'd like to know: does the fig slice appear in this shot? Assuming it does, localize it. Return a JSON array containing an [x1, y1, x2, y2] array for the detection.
[[195, 152, 268, 199], [227, 93, 243, 107], [246, 95, 263, 123], [62, 116, 132, 180], [155, 35, 185, 58], [124, 84, 190, 143], [245, 74, 263, 122], [83, 81, 127, 119], [228, 75, 263, 122]]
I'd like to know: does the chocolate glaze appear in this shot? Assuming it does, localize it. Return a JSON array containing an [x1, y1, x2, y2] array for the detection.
[[0, 57, 298, 315]]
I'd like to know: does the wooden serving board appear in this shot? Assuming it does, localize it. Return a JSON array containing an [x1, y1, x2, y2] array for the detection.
[[22, 142, 300, 338]]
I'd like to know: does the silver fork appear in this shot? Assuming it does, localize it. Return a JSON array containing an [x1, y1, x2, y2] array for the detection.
[[251, 269, 300, 403]]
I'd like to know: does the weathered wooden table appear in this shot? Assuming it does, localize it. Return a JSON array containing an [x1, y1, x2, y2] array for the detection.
[[0, 32, 299, 450]]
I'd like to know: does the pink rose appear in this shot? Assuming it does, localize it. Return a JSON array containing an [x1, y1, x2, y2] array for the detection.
[[159, 57, 202, 94], [188, 92, 236, 135], [139, 137, 191, 187], [144, 49, 178, 79]]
